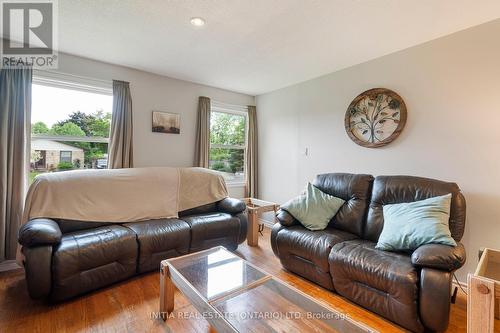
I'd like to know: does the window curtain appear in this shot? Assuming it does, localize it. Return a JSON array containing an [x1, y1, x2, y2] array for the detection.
[[0, 67, 32, 261], [108, 80, 133, 168], [246, 105, 258, 198], [194, 96, 210, 168]]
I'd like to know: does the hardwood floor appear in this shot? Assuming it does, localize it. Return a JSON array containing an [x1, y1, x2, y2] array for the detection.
[[0, 227, 490, 332]]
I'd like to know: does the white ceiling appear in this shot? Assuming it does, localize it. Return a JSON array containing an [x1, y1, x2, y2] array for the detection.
[[54, 0, 500, 95]]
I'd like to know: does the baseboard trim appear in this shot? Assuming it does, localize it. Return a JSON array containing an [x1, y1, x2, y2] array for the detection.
[[259, 218, 275, 228], [452, 279, 467, 292], [0, 260, 21, 272]]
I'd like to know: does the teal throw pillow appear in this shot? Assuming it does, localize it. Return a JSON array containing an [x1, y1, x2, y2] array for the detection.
[[375, 193, 456, 251], [281, 183, 345, 231]]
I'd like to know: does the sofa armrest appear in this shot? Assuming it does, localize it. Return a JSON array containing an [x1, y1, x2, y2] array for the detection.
[[22, 245, 53, 299], [411, 242, 466, 271], [419, 268, 453, 331], [18, 218, 62, 247], [276, 209, 299, 227], [217, 197, 246, 214], [271, 222, 287, 257]]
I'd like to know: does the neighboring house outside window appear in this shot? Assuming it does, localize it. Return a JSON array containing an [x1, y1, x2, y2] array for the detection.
[[31, 139, 84, 171], [29, 71, 113, 183], [209, 101, 248, 185]]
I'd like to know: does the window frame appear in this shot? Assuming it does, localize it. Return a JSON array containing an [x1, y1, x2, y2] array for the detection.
[[209, 103, 249, 187], [59, 151, 72, 163], [32, 71, 113, 145], [33, 69, 113, 96]]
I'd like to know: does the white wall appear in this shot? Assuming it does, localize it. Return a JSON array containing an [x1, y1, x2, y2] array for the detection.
[[53, 53, 255, 197], [257, 19, 500, 281]]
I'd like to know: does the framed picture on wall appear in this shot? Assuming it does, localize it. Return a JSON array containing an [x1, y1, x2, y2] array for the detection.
[[152, 111, 180, 134]]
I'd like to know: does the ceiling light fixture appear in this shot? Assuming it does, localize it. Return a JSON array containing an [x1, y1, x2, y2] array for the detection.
[[190, 17, 206, 27]]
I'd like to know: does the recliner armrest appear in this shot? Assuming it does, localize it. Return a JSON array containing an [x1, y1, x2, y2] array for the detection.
[[217, 197, 246, 214], [411, 242, 466, 271], [276, 209, 299, 227], [18, 218, 62, 247], [22, 245, 53, 299]]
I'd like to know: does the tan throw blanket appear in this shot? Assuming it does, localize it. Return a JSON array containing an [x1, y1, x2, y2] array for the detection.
[[22, 167, 228, 224]]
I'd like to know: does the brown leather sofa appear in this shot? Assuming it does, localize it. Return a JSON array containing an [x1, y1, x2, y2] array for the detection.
[[18, 197, 247, 301], [271, 173, 466, 332]]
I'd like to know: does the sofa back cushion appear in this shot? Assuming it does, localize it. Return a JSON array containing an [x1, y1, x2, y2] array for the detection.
[[365, 175, 466, 242], [52, 202, 219, 234], [178, 202, 218, 217], [312, 173, 374, 237], [57, 219, 112, 234]]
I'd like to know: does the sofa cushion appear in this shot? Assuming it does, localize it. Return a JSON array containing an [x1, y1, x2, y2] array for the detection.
[[56, 219, 112, 234], [182, 213, 242, 252], [365, 175, 466, 242], [281, 182, 346, 231], [178, 202, 218, 217], [51, 225, 137, 301], [329, 240, 423, 332], [274, 225, 357, 290], [124, 219, 190, 273], [312, 173, 374, 237], [376, 194, 456, 251]]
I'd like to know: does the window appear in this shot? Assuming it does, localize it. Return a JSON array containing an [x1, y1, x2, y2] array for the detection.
[[59, 151, 72, 163], [30, 73, 113, 183], [209, 103, 247, 184]]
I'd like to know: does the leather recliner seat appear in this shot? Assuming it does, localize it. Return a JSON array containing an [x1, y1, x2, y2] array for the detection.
[[18, 197, 247, 301], [271, 173, 466, 333]]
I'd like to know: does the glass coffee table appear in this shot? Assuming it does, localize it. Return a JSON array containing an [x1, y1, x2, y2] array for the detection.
[[160, 246, 376, 332]]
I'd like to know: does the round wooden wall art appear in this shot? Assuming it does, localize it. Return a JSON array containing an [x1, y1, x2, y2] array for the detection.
[[345, 88, 407, 148]]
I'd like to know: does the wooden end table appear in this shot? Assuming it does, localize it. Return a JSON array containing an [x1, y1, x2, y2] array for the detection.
[[242, 198, 279, 247], [468, 247, 500, 332]]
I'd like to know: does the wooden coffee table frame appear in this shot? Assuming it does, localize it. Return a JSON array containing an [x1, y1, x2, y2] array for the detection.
[[160, 259, 239, 332], [159, 248, 271, 332], [159, 246, 375, 333]]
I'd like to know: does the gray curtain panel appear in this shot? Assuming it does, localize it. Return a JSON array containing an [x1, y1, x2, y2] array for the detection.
[[0, 67, 32, 261], [109, 80, 133, 168], [194, 96, 211, 168], [246, 105, 258, 198]]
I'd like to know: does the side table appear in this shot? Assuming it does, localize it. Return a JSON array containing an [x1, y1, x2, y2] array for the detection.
[[242, 198, 279, 247], [468, 247, 500, 332]]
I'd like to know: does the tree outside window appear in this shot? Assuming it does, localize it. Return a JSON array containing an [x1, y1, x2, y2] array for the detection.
[[209, 111, 246, 183]]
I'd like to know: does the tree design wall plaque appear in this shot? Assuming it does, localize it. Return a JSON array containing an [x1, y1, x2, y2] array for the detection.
[[345, 88, 407, 148]]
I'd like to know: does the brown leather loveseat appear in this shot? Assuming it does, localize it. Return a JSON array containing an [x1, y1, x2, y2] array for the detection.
[[18, 197, 247, 301], [271, 173, 466, 332]]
